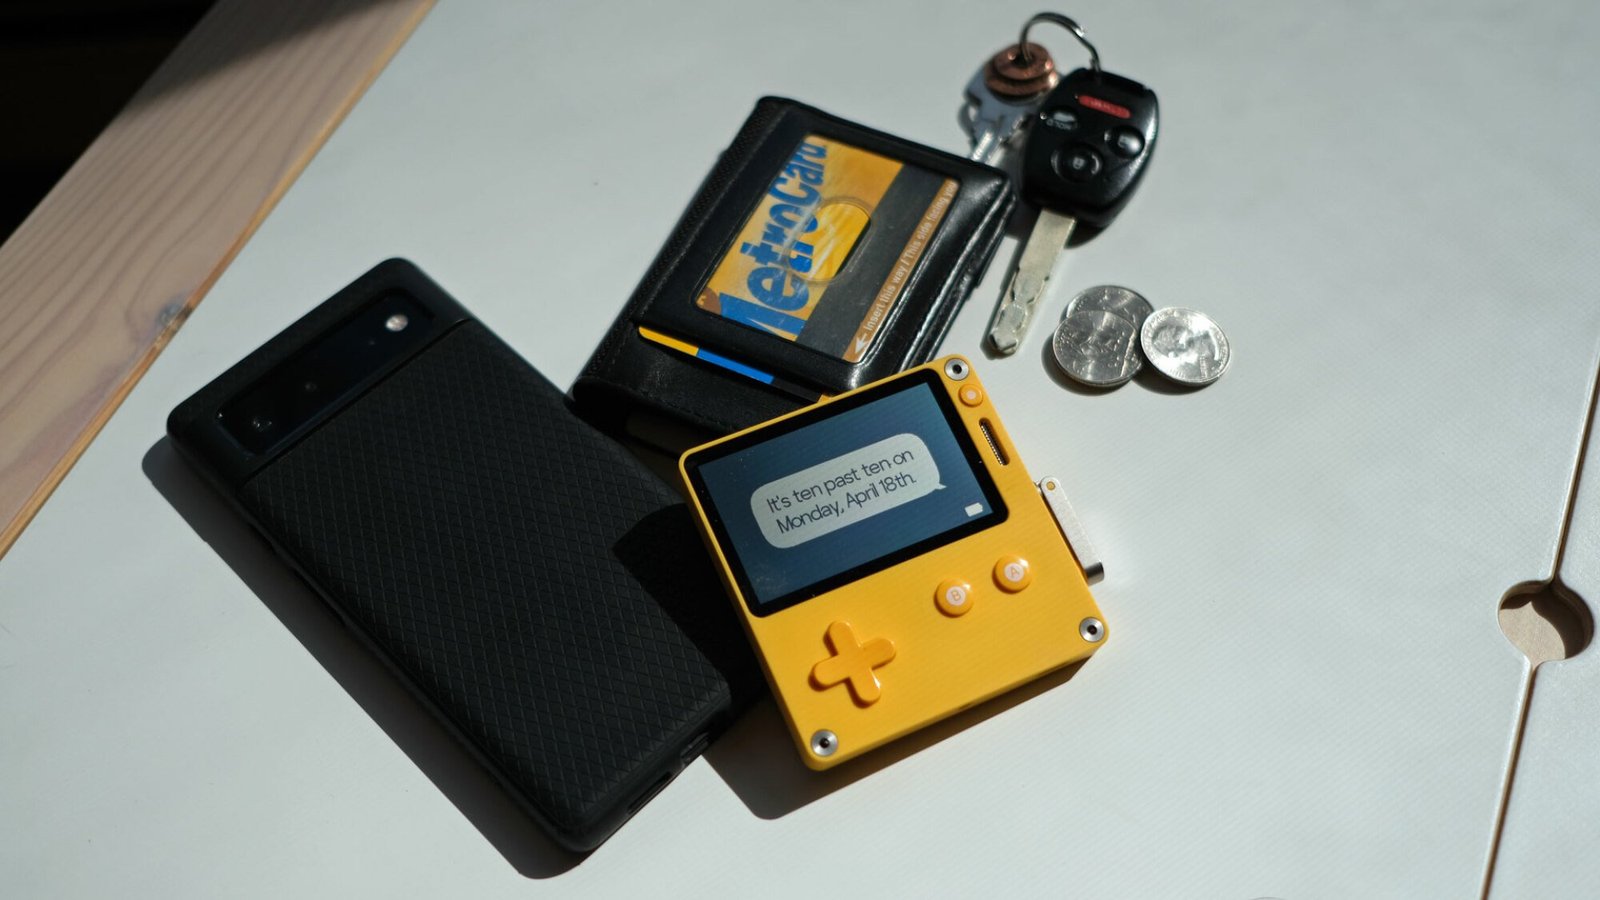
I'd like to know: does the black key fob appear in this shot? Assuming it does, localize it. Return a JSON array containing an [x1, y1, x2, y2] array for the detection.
[[1021, 68, 1158, 229]]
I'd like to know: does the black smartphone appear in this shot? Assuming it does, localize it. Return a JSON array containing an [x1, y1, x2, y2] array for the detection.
[[167, 259, 757, 851]]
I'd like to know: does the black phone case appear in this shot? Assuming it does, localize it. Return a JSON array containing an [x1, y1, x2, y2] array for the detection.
[[168, 259, 758, 852], [572, 96, 1015, 446]]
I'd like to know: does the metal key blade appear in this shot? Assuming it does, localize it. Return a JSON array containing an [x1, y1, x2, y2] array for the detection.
[[988, 209, 1076, 354], [964, 70, 1032, 164]]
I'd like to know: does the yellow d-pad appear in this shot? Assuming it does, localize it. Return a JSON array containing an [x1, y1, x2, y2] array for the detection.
[[810, 621, 896, 706]]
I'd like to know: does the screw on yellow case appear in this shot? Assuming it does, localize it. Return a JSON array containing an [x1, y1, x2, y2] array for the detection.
[[679, 356, 1106, 769]]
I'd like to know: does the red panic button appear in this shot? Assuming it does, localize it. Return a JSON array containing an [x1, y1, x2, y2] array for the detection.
[[1078, 94, 1131, 119]]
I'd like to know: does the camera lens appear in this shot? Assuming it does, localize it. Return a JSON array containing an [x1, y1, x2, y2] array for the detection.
[[249, 414, 273, 433]]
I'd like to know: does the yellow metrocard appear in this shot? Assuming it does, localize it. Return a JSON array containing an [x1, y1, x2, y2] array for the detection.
[[694, 134, 958, 364], [679, 357, 1106, 769]]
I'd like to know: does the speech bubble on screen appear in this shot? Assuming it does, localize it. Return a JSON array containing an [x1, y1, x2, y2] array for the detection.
[[749, 433, 943, 549]]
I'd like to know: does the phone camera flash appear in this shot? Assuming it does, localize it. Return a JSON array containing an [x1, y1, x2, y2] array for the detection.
[[385, 313, 410, 332]]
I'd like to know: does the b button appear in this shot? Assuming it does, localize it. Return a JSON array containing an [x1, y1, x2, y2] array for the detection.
[[935, 579, 974, 617], [993, 555, 1032, 592]]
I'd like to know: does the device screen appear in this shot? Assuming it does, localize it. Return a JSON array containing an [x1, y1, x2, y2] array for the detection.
[[687, 369, 1006, 615]]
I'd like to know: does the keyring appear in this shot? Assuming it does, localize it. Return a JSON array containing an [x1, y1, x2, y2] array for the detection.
[[1018, 12, 1101, 75]]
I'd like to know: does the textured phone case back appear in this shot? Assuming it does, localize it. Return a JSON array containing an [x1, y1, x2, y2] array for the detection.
[[237, 321, 750, 846]]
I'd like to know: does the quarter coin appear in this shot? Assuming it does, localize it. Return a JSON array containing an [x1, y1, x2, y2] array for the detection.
[[1052, 308, 1142, 387], [1139, 307, 1231, 386], [1065, 285, 1154, 335]]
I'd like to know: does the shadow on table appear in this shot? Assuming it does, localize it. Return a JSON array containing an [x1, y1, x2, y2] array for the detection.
[[142, 437, 583, 879], [145, 435, 1092, 837], [702, 659, 1086, 819], [123, 0, 417, 109]]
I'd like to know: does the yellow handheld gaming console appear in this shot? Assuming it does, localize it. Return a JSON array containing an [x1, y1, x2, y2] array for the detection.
[[679, 357, 1106, 769]]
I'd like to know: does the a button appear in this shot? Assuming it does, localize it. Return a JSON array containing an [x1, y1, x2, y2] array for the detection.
[[959, 384, 984, 407], [1040, 108, 1079, 131], [935, 579, 974, 617], [1108, 126, 1144, 159], [993, 555, 1032, 592], [1053, 145, 1102, 182], [810, 621, 897, 706]]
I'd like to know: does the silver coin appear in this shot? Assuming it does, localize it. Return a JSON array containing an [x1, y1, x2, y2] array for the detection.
[[1052, 308, 1142, 387], [1140, 307, 1231, 386], [1064, 285, 1154, 335]]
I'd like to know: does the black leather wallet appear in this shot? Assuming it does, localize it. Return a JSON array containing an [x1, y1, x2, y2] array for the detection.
[[573, 97, 1015, 446]]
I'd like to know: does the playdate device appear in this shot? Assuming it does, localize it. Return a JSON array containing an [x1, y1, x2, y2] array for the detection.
[[680, 356, 1107, 768]]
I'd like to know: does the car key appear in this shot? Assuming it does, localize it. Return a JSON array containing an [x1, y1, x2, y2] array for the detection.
[[987, 16, 1159, 356], [962, 40, 1058, 164]]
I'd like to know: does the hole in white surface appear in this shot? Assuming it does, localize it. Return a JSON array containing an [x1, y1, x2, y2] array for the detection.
[[1499, 579, 1592, 667], [1483, 578, 1594, 897]]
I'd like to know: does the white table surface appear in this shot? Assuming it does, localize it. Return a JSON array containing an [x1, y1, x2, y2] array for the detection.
[[6, 1, 1600, 896]]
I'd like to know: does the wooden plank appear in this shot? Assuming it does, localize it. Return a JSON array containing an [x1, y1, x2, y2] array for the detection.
[[0, 0, 433, 558]]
